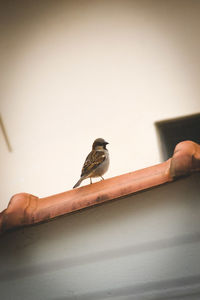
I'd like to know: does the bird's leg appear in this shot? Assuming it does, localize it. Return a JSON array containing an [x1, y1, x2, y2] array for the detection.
[[90, 178, 92, 184], [101, 176, 104, 180]]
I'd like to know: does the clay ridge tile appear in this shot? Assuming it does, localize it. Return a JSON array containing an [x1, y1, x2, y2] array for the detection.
[[170, 141, 200, 178], [0, 141, 199, 235]]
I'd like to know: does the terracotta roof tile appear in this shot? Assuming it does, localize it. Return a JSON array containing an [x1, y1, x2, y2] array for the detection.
[[0, 140, 200, 235]]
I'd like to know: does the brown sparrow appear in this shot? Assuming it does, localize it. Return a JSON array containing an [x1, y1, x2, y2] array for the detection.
[[73, 138, 109, 188]]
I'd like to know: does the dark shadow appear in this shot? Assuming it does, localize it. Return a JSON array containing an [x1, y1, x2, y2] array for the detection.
[[155, 113, 200, 161]]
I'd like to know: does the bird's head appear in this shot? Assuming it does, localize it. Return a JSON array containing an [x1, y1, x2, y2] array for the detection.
[[92, 138, 109, 150]]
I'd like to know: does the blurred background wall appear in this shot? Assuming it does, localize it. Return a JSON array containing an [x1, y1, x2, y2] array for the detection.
[[0, 0, 200, 211]]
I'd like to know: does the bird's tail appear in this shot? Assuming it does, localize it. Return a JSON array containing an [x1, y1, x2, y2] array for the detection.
[[73, 178, 83, 189]]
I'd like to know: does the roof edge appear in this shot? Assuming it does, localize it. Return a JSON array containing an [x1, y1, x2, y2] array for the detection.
[[170, 140, 200, 178], [0, 140, 199, 235]]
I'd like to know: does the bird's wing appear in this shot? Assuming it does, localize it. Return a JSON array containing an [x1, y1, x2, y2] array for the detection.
[[81, 150, 106, 177]]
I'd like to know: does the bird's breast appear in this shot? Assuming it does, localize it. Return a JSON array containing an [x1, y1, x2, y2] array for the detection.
[[92, 153, 109, 177]]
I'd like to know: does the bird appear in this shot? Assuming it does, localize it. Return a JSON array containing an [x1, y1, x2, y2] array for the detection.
[[73, 138, 109, 188]]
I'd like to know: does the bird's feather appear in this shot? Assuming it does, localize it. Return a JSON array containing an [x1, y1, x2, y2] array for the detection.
[[81, 150, 106, 177], [73, 178, 83, 189]]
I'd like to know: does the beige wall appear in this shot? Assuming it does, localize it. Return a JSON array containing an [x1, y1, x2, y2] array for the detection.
[[0, 0, 200, 211]]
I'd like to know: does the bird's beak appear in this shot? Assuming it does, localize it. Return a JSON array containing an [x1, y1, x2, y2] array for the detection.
[[105, 142, 109, 145]]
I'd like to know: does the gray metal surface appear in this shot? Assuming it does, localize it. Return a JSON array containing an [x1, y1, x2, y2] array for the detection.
[[0, 174, 200, 299]]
